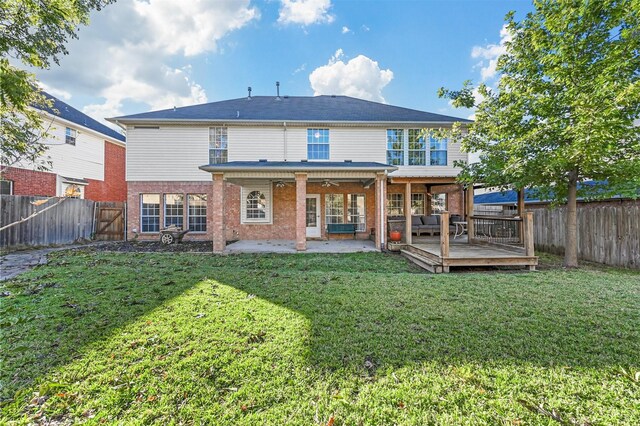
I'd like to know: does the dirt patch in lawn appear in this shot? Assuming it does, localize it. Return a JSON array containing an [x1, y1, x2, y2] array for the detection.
[[88, 240, 214, 253]]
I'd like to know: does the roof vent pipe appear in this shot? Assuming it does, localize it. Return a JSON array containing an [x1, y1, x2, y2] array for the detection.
[[247, 86, 252, 100], [276, 81, 281, 100]]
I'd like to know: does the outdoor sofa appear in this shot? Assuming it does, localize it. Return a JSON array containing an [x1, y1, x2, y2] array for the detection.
[[411, 214, 464, 236]]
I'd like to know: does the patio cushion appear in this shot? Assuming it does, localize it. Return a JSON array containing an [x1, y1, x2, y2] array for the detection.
[[411, 215, 423, 226], [423, 215, 439, 226]]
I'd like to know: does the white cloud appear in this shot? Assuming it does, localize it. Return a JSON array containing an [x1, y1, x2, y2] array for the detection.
[[309, 49, 393, 102], [292, 63, 307, 75], [38, 81, 72, 101], [341, 26, 351, 34], [471, 24, 512, 81], [36, 0, 259, 123], [278, 0, 334, 26], [361, 24, 370, 32]]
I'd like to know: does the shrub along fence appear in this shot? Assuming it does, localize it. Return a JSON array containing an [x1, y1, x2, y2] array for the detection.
[[530, 200, 639, 268], [0, 195, 96, 251]]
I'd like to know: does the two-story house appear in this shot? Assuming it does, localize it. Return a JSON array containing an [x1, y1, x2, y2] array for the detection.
[[1, 92, 127, 202], [110, 95, 471, 252]]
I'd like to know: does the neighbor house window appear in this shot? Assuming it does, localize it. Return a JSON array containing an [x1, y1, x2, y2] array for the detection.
[[65, 127, 77, 145], [386, 129, 404, 166], [347, 194, 366, 232], [387, 193, 404, 216], [431, 193, 447, 213], [411, 193, 425, 215], [241, 184, 272, 223], [209, 127, 228, 164], [307, 128, 330, 160], [164, 194, 184, 228], [325, 194, 344, 224], [430, 136, 448, 166], [1, 180, 14, 195], [141, 194, 160, 232], [188, 194, 207, 232], [408, 129, 427, 166]]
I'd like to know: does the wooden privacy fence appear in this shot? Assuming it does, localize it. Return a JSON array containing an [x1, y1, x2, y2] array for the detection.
[[531, 200, 640, 268], [0, 196, 126, 251]]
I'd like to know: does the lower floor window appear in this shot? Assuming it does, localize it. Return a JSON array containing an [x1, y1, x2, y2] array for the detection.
[[387, 193, 404, 216], [431, 193, 447, 213], [1, 179, 14, 195], [141, 194, 160, 232], [188, 194, 207, 232], [241, 184, 272, 223], [325, 194, 344, 225], [347, 194, 366, 232], [164, 194, 184, 228], [411, 193, 425, 215]]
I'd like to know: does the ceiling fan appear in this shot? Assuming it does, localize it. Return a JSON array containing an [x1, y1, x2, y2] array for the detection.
[[321, 179, 339, 187], [274, 180, 294, 188]]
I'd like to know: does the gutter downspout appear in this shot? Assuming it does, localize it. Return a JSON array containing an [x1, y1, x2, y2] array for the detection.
[[283, 122, 287, 161]]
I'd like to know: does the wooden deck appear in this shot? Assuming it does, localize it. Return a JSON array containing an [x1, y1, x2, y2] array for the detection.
[[401, 240, 538, 273]]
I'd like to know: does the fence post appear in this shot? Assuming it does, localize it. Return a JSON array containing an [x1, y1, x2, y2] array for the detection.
[[440, 211, 450, 258], [523, 211, 534, 257]]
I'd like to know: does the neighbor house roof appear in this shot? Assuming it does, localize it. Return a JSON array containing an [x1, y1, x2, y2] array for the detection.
[[199, 161, 397, 173], [110, 95, 472, 124], [39, 91, 126, 143]]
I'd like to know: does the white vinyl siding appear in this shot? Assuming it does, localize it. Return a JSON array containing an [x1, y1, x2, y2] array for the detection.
[[126, 126, 210, 181], [228, 127, 285, 161]]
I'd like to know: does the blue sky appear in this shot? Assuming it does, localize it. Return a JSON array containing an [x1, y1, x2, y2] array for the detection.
[[33, 0, 535, 126]]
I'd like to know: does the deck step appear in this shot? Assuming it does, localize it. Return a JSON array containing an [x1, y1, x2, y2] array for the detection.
[[401, 250, 444, 273], [405, 244, 442, 263]]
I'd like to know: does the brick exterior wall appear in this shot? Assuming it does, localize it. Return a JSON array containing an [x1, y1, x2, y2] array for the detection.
[[2, 141, 126, 202], [85, 142, 127, 202], [1, 166, 57, 197], [128, 180, 378, 243]]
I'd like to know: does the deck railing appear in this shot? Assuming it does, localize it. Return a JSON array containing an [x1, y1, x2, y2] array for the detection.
[[470, 215, 523, 246]]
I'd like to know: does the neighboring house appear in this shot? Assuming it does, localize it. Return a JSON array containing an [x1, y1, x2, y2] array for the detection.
[[0, 92, 127, 202], [110, 94, 471, 252]]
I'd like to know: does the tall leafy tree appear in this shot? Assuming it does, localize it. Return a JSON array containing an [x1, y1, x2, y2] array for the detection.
[[440, 0, 640, 267], [0, 0, 114, 170]]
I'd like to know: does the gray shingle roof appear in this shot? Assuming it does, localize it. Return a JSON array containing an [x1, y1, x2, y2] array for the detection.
[[39, 92, 126, 142], [112, 95, 472, 123], [199, 161, 397, 173]]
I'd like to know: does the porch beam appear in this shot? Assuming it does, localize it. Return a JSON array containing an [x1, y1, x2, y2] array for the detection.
[[389, 177, 457, 184], [295, 173, 307, 251], [465, 184, 475, 243], [405, 182, 412, 244], [517, 188, 525, 243], [440, 211, 450, 258], [212, 173, 226, 253], [375, 172, 386, 250]]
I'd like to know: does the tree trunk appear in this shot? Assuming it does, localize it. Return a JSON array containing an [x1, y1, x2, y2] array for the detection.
[[564, 172, 579, 268]]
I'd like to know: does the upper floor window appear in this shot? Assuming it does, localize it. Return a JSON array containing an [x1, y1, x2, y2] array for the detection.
[[65, 127, 77, 145], [430, 136, 448, 166], [386, 129, 404, 166], [307, 129, 330, 160], [209, 127, 228, 164], [408, 129, 426, 166]]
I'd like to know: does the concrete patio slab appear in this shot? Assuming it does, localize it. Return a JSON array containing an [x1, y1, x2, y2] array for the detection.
[[224, 239, 378, 254]]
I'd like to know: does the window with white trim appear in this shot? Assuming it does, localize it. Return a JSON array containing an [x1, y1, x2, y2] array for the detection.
[[188, 194, 207, 232], [386, 129, 404, 165], [65, 127, 77, 145], [141, 194, 160, 232], [387, 193, 404, 216], [411, 193, 425, 215], [325, 194, 344, 225], [408, 129, 427, 166], [430, 136, 448, 166], [164, 194, 184, 228], [347, 194, 366, 232], [431, 193, 447, 213], [241, 184, 272, 223], [307, 128, 330, 160], [0, 180, 13, 195], [209, 127, 228, 164]]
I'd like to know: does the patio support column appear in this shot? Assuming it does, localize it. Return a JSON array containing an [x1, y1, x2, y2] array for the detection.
[[295, 172, 307, 251], [375, 172, 386, 250], [466, 184, 475, 243], [517, 188, 525, 243], [212, 173, 226, 253], [405, 181, 412, 244]]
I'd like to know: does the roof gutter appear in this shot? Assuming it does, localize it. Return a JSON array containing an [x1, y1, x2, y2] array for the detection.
[[107, 118, 472, 126], [199, 165, 398, 173]]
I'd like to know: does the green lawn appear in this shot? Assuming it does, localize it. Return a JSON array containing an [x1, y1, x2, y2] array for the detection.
[[1, 250, 639, 425]]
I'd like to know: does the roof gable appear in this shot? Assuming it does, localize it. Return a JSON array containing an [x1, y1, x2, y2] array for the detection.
[[111, 95, 472, 124]]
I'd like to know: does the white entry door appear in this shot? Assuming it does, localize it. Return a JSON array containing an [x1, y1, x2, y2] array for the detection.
[[306, 194, 321, 238]]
